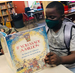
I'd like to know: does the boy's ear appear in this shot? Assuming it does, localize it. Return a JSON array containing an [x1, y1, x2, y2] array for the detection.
[[61, 14, 65, 20]]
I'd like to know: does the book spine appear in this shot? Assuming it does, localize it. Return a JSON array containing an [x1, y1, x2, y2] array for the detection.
[[1, 37, 16, 73]]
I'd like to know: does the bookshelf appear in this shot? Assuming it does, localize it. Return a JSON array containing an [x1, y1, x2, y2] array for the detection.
[[0, 1, 15, 25]]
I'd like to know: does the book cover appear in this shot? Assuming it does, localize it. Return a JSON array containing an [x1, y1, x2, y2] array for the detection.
[[1, 25, 50, 73]]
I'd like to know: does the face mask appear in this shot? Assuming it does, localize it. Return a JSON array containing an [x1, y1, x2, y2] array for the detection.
[[45, 19, 59, 29]]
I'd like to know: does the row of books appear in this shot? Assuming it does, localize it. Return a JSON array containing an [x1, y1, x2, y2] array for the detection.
[[1, 17, 9, 22], [0, 3, 13, 10], [0, 8, 15, 16], [0, 16, 11, 25], [8, 8, 15, 14], [0, 5, 6, 9], [7, 2, 13, 8], [1, 10, 8, 15]]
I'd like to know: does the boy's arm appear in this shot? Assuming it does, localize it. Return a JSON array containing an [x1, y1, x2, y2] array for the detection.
[[60, 28, 75, 64], [62, 28, 75, 64], [44, 51, 75, 65], [61, 51, 75, 64]]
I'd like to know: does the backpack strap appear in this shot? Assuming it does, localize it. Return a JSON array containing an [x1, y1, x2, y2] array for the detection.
[[47, 28, 49, 34], [46, 21, 75, 55], [64, 22, 75, 55]]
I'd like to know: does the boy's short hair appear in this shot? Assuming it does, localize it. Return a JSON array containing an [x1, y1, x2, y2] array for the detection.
[[46, 1, 64, 15]]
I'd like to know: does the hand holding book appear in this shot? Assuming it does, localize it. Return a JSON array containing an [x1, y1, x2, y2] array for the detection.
[[44, 52, 62, 66]]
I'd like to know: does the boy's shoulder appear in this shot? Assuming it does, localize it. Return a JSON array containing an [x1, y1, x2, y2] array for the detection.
[[63, 18, 72, 22], [63, 18, 73, 25], [63, 18, 75, 27]]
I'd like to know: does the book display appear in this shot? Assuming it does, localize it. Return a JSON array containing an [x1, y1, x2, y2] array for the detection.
[[0, 1, 15, 25], [1, 25, 50, 73]]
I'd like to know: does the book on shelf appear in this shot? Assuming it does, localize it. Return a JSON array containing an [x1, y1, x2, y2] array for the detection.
[[12, 8, 15, 14], [0, 5, 6, 9], [8, 8, 15, 14], [8, 9, 12, 14], [7, 2, 13, 8], [1, 25, 50, 73], [2, 10, 8, 15]]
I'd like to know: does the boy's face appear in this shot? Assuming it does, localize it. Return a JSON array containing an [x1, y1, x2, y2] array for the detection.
[[45, 7, 63, 20], [45, 7, 64, 30]]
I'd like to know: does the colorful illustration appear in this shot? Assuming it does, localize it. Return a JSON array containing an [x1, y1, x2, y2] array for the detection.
[[23, 33, 31, 42], [1, 25, 50, 73]]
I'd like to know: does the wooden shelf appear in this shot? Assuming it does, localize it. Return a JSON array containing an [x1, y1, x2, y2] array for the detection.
[[1, 8, 7, 10], [0, 16, 2, 17], [0, 1, 15, 26], [8, 5, 14, 8], [2, 14, 8, 16], [0, 1, 11, 3]]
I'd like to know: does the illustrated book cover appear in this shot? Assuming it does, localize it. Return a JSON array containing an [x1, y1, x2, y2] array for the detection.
[[1, 25, 50, 73]]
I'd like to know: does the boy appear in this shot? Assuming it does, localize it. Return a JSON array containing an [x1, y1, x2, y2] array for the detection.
[[44, 1, 75, 72]]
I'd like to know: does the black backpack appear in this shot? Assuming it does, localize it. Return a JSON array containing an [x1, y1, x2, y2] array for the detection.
[[47, 20, 75, 55]]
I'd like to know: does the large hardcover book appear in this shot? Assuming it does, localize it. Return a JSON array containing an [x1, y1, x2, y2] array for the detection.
[[1, 25, 50, 73]]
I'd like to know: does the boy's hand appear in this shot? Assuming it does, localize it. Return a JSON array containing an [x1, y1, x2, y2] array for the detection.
[[44, 52, 62, 65]]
